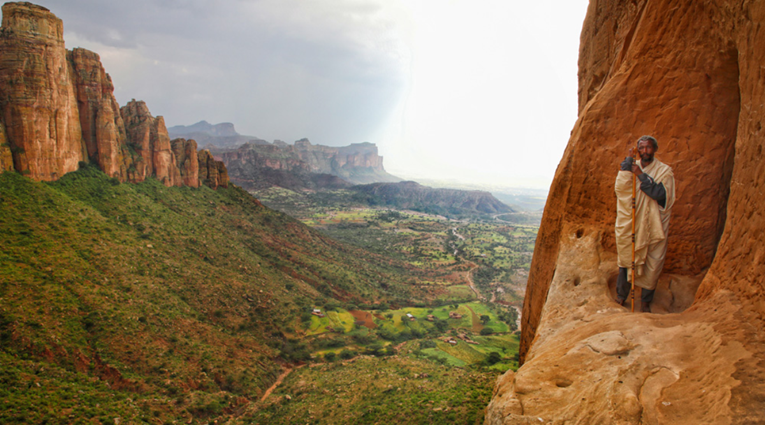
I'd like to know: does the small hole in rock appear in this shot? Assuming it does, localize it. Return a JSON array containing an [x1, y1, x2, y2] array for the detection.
[[555, 379, 573, 388], [573, 277, 581, 287], [575, 228, 584, 238]]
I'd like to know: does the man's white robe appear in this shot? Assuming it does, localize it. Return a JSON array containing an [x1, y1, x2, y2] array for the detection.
[[615, 159, 675, 290]]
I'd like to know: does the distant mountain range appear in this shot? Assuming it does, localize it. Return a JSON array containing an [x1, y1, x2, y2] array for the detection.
[[168, 120, 269, 147], [350, 181, 514, 217], [169, 121, 401, 189]]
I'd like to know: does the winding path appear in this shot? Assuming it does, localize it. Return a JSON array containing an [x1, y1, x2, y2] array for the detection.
[[464, 263, 485, 300], [260, 365, 305, 403]]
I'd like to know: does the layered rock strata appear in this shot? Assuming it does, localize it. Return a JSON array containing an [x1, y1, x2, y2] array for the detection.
[[352, 181, 513, 215], [69, 48, 132, 180], [487, 0, 765, 423], [217, 139, 399, 186], [0, 2, 83, 181], [120, 99, 179, 186], [0, 2, 228, 189], [198, 149, 229, 190]]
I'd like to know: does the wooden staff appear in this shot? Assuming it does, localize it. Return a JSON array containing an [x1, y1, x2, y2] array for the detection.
[[631, 149, 637, 312]]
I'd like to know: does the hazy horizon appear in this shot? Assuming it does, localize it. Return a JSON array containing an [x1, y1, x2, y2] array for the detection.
[[39, 0, 589, 190]]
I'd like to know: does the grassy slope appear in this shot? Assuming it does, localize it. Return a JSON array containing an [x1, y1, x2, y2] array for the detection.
[[250, 355, 494, 425], [0, 167, 430, 423]]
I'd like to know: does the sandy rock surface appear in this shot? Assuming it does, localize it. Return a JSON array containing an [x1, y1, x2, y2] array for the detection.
[[491, 0, 765, 423]]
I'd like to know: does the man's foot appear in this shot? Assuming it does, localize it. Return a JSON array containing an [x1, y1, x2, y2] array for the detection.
[[641, 301, 651, 312], [615, 297, 626, 307]]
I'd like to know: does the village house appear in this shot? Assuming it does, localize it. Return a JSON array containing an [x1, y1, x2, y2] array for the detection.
[[448, 312, 462, 319], [406, 313, 416, 321], [457, 332, 480, 345], [311, 308, 325, 318]]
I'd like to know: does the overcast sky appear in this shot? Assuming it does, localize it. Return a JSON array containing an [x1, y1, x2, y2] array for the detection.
[[40, 0, 589, 190]]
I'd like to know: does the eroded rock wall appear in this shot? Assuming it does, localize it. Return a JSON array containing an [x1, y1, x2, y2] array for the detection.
[[0, 2, 228, 190], [198, 149, 229, 189], [69, 47, 132, 180], [489, 0, 765, 423], [120, 99, 180, 187], [0, 122, 13, 172], [171, 137, 199, 188], [0, 2, 85, 181]]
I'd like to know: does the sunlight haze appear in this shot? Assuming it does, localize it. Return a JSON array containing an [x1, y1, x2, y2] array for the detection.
[[45, 0, 590, 190]]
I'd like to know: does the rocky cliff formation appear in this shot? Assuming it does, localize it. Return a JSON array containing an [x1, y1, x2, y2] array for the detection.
[[486, 1, 765, 423], [218, 138, 399, 190], [168, 120, 265, 147], [69, 47, 132, 181], [352, 181, 513, 217], [293, 139, 397, 184], [0, 2, 83, 181], [0, 2, 228, 189]]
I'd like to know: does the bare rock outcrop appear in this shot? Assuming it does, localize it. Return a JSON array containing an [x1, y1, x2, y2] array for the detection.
[[0, 2, 84, 181], [120, 100, 180, 186], [0, 2, 229, 191], [0, 122, 13, 172], [487, 0, 765, 423], [198, 149, 229, 189], [69, 47, 132, 180], [217, 138, 400, 187], [171, 137, 199, 188]]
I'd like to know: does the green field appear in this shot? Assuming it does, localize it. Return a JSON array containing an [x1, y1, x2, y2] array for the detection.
[[298, 301, 518, 371], [1, 166, 534, 424], [250, 356, 495, 424]]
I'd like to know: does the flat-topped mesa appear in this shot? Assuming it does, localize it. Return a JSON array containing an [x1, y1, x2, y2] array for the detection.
[[1, 2, 62, 41], [289, 139, 392, 183], [0, 2, 229, 190]]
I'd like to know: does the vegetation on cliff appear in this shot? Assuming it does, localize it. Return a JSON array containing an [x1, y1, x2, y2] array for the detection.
[[0, 166, 429, 422], [0, 164, 528, 423]]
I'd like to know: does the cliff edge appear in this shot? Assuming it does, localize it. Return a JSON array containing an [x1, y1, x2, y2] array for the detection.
[[0, 2, 228, 189], [486, 1, 765, 423]]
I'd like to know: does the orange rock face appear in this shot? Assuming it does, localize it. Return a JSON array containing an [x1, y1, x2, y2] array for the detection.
[[69, 48, 132, 180], [0, 2, 229, 191], [198, 149, 229, 189], [488, 0, 765, 423], [0, 2, 85, 180], [0, 122, 13, 172], [172, 138, 200, 188], [120, 100, 178, 186]]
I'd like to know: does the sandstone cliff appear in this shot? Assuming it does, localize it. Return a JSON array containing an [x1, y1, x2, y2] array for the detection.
[[0, 2, 228, 190], [218, 138, 399, 190], [352, 181, 513, 217], [0, 2, 83, 181], [293, 139, 398, 184], [69, 48, 132, 181], [198, 149, 229, 190], [167, 120, 262, 147], [486, 1, 765, 423]]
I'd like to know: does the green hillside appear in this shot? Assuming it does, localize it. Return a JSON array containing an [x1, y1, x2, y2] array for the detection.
[[0, 166, 431, 423]]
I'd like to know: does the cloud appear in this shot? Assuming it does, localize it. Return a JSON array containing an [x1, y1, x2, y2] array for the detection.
[[36, 0, 590, 189], [43, 0, 412, 143]]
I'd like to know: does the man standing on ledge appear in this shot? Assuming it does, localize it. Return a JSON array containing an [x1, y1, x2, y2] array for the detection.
[[614, 135, 676, 312]]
